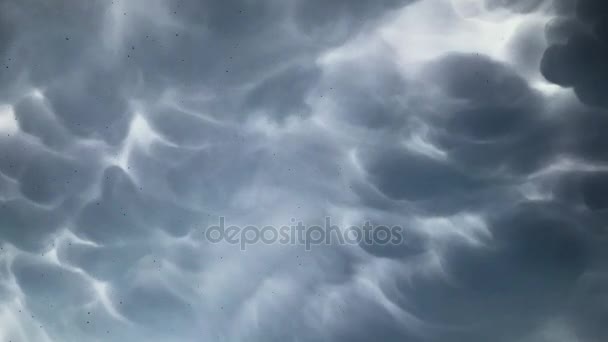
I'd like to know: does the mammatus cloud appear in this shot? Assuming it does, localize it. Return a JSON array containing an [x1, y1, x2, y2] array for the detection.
[[541, 0, 608, 108], [0, 0, 606, 341]]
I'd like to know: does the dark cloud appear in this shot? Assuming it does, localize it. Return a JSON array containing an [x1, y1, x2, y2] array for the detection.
[[425, 53, 533, 108], [14, 95, 74, 149], [378, 201, 592, 342], [0, 0, 606, 341], [420, 54, 559, 176], [76, 166, 201, 244], [244, 62, 321, 120], [552, 98, 608, 163], [541, 0, 608, 108], [361, 146, 487, 201], [18, 150, 96, 205], [12, 256, 94, 310], [0, 0, 109, 89], [580, 172, 608, 211], [44, 67, 135, 145]]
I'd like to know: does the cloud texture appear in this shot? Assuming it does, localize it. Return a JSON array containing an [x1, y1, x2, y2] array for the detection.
[[0, 0, 607, 341]]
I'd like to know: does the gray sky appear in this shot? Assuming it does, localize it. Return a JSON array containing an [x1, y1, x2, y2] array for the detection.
[[0, 0, 607, 341]]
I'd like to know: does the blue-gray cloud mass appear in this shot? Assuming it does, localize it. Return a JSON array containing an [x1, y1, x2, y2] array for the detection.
[[0, 0, 607, 341]]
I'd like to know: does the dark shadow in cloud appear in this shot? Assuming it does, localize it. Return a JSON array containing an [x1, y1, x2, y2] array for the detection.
[[541, 0, 608, 108], [328, 294, 425, 342], [0, 135, 40, 180], [567, 271, 608, 342], [0, 198, 67, 251], [123, 0, 419, 124], [359, 225, 427, 259], [59, 242, 151, 282], [12, 256, 94, 317], [14, 96, 75, 150], [0, 0, 109, 92], [580, 172, 608, 211], [360, 146, 487, 202], [556, 104, 608, 163], [244, 62, 321, 121], [0, 135, 97, 250], [559, 171, 608, 213], [45, 66, 135, 146], [345, 43, 608, 333], [18, 150, 96, 205], [166, 0, 282, 36], [0, 12, 14, 88], [382, 201, 590, 342], [558, 171, 608, 212], [425, 53, 558, 175], [426, 53, 534, 108], [75, 166, 147, 244], [76, 166, 201, 244], [118, 284, 197, 332]]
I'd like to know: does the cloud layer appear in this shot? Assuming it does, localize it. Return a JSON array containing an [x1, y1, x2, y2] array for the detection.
[[0, 0, 606, 341]]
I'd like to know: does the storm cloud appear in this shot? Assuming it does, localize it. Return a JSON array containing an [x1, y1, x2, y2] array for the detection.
[[0, 0, 606, 341]]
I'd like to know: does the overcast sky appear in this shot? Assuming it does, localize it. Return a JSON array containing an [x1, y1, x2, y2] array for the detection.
[[0, 0, 607, 341]]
